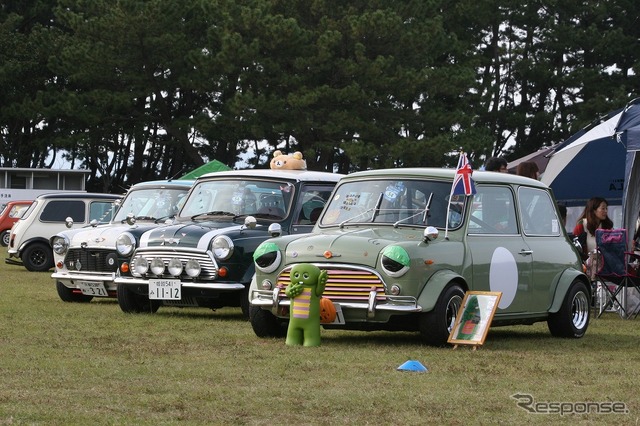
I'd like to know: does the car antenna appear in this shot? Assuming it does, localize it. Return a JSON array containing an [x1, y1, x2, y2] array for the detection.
[[167, 167, 186, 182]]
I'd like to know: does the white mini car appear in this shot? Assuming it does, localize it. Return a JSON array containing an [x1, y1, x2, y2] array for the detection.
[[50, 180, 194, 302], [7, 193, 121, 272]]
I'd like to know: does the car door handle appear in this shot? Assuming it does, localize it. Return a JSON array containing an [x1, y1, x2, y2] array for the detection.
[[519, 249, 533, 256]]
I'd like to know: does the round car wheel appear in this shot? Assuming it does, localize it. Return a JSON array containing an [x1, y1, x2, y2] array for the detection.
[[548, 280, 590, 338], [249, 306, 287, 338], [56, 280, 93, 303], [0, 230, 10, 247], [419, 284, 465, 346], [22, 242, 54, 272], [116, 284, 160, 314]]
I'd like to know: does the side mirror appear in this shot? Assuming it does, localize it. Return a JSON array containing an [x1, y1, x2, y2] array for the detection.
[[244, 216, 257, 229], [65, 217, 74, 228], [423, 226, 439, 243], [126, 213, 136, 226], [268, 223, 282, 237]]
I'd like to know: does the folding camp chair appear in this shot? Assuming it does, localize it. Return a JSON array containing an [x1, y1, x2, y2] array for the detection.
[[594, 228, 640, 319]]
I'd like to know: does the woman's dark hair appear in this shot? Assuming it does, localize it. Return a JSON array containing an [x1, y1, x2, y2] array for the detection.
[[515, 161, 539, 179], [576, 197, 613, 235]]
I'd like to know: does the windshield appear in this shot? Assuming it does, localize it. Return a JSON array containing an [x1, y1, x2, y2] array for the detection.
[[319, 178, 464, 228], [9, 204, 30, 219], [179, 178, 293, 219], [114, 188, 190, 222], [20, 200, 39, 221]]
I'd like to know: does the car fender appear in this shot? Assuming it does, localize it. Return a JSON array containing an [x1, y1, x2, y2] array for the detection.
[[18, 236, 51, 254], [549, 268, 590, 313], [417, 269, 468, 312]]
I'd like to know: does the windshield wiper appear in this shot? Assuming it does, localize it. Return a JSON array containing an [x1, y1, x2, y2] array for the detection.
[[191, 211, 236, 220], [422, 193, 433, 225], [339, 193, 383, 229], [154, 215, 174, 224], [393, 192, 433, 227], [393, 210, 426, 228], [252, 213, 284, 219], [119, 215, 157, 223], [370, 193, 384, 223]]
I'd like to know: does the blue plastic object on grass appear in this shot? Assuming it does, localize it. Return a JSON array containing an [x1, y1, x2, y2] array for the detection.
[[397, 360, 428, 372]]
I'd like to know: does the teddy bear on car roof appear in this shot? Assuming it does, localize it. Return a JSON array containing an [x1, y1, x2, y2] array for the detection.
[[270, 150, 306, 170]]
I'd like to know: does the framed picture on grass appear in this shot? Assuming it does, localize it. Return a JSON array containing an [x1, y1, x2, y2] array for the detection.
[[448, 291, 502, 349]]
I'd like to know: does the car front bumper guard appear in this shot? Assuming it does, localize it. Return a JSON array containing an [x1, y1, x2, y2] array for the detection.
[[114, 277, 245, 291], [52, 271, 117, 289], [251, 288, 421, 319]]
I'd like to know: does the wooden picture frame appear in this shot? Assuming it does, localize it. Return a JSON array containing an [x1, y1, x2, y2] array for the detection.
[[448, 291, 502, 349]]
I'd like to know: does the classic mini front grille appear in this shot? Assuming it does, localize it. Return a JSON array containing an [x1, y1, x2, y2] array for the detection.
[[132, 247, 218, 280], [277, 265, 387, 302], [65, 248, 118, 273]]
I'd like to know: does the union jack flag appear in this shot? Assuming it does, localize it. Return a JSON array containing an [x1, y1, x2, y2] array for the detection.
[[451, 152, 476, 196]]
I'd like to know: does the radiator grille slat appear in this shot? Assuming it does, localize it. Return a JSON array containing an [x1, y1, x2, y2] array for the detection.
[[65, 249, 117, 273], [277, 265, 386, 301], [133, 247, 218, 280]]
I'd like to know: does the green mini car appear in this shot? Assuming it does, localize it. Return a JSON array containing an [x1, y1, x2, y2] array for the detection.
[[250, 168, 590, 345]]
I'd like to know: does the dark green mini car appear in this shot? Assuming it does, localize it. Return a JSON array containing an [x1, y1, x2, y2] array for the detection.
[[250, 168, 590, 345], [114, 169, 341, 316]]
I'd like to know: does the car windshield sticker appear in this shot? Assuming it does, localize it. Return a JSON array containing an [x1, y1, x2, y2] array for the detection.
[[341, 193, 360, 212], [383, 182, 405, 204]]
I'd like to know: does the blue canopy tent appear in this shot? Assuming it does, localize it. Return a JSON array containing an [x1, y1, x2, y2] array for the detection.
[[542, 109, 626, 208], [541, 108, 627, 230], [616, 98, 640, 249]]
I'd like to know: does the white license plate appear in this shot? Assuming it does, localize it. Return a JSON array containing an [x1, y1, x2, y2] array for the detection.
[[77, 281, 108, 297], [149, 279, 181, 300], [330, 303, 345, 325]]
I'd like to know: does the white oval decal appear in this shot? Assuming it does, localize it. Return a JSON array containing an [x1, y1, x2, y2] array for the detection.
[[489, 247, 518, 309]]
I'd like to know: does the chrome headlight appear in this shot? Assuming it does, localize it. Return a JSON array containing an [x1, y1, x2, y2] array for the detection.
[[116, 232, 136, 256], [167, 258, 183, 276], [185, 259, 201, 277], [52, 235, 69, 255], [253, 242, 282, 274], [131, 256, 149, 277], [150, 257, 165, 275], [212, 235, 234, 260], [380, 246, 410, 278]]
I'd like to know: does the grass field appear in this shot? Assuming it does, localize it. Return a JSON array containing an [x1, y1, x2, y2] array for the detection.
[[1, 260, 639, 425]]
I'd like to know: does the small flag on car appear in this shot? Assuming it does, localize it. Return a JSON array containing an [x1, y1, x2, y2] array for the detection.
[[451, 152, 476, 196]]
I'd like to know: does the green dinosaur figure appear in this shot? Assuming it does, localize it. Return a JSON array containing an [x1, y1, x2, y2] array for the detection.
[[285, 264, 328, 346]]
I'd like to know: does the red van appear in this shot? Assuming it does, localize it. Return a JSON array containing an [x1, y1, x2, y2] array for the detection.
[[0, 200, 32, 246]]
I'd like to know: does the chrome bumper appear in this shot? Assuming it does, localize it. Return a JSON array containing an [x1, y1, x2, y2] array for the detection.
[[52, 271, 117, 290], [114, 276, 245, 291], [250, 288, 421, 319]]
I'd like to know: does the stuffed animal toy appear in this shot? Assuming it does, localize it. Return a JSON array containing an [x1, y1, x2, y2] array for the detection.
[[285, 263, 328, 346], [270, 150, 307, 170]]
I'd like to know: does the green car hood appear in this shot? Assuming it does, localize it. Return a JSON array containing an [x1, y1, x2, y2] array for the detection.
[[283, 227, 423, 268]]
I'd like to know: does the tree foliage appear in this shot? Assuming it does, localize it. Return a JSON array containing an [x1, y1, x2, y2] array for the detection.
[[0, 0, 639, 191]]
